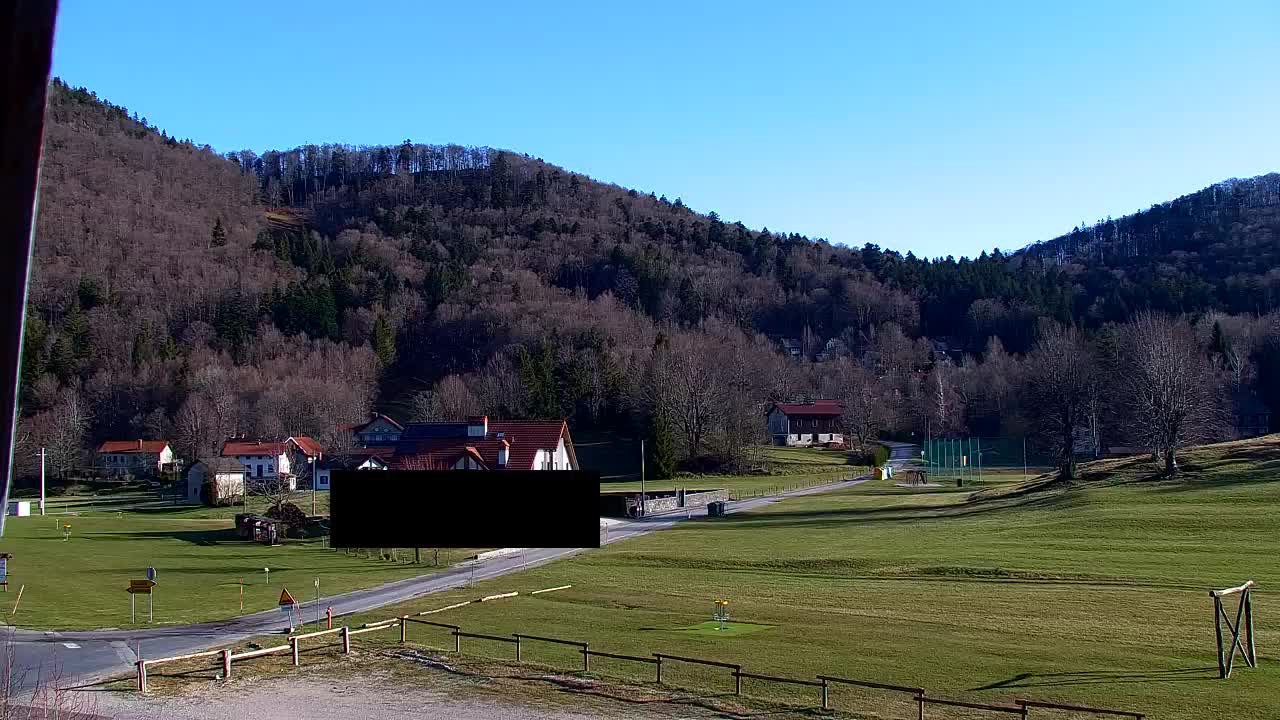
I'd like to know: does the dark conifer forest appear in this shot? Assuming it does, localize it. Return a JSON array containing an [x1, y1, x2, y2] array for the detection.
[[16, 79, 1280, 481]]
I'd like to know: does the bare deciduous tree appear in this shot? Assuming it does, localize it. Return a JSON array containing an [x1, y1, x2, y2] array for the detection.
[[1118, 313, 1230, 474], [1023, 322, 1095, 480]]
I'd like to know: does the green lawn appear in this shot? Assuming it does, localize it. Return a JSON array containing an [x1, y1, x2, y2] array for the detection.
[[0, 498, 475, 630], [340, 436, 1280, 720], [602, 446, 867, 497]]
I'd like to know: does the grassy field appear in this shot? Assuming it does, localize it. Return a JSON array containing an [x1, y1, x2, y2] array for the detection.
[[602, 446, 868, 496], [332, 437, 1280, 720], [0, 491, 475, 630]]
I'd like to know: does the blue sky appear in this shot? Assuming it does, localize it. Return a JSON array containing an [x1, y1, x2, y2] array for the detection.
[[51, 1, 1279, 258]]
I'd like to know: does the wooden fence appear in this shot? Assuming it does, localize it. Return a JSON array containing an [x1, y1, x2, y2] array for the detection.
[[135, 617, 1146, 718]]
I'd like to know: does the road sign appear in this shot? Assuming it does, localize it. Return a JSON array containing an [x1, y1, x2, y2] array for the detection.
[[278, 588, 295, 606], [146, 567, 156, 582], [128, 579, 156, 594]]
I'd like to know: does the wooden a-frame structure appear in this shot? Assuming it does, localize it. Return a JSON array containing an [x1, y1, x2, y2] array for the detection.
[[1210, 580, 1256, 679]]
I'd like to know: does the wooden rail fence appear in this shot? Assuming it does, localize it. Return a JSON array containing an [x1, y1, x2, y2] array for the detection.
[[133, 616, 1146, 718]]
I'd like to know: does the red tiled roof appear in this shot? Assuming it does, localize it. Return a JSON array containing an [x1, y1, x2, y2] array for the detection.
[[222, 440, 288, 457], [392, 420, 572, 471], [289, 436, 323, 457], [771, 400, 844, 417], [97, 440, 169, 454]]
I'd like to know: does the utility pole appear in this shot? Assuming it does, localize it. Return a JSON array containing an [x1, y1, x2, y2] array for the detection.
[[37, 447, 45, 515], [312, 451, 320, 517], [639, 439, 646, 518]]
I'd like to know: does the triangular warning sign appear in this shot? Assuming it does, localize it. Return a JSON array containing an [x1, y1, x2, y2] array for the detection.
[[279, 588, 296, 606]]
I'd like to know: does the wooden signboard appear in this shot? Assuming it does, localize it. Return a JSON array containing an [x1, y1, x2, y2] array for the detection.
[[128, 579, 156, 595]]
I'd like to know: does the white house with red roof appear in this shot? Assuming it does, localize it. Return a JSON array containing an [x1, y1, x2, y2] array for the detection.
[[96, 440, 174, 476], [766, 400, 845, 446], [389, 416, 578, 471], [220, 438, 293, 485]]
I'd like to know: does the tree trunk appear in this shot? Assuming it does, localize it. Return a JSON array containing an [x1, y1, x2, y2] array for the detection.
[[414, 547, 421, 564], [1165, 447, 1179, 475]]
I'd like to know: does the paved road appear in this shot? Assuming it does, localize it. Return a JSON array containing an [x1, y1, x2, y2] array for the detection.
[[8, 444, 915, 695]]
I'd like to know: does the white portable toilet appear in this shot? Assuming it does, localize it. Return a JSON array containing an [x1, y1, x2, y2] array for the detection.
[[7, 501, 31, 517]]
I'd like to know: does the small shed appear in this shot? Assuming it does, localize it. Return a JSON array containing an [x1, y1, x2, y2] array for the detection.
[[187, 458, 248, 506], [6, 501, 30, 517]]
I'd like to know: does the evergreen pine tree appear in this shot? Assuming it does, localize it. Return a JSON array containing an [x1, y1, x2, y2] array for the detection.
[[372, 313, 397, 367], [651, 411, 676, 480], [211, 218, 227, 247]]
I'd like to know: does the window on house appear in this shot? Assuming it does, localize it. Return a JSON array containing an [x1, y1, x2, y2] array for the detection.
[[268, 464, 274, 473], [256, 464, 263, 477]]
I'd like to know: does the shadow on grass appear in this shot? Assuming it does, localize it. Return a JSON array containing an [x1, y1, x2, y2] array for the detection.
[[725, 490, 1080, 529], [84, 528, 245, 545], [969, 666, 1219, 691]]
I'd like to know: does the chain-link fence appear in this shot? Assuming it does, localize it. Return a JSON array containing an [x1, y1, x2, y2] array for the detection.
[[920, 436, 1056, 482]]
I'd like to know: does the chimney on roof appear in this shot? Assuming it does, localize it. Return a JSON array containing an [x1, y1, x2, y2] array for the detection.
[[498, 438, 510, 467], [370, 411, 379, 420], [466, 416, 488, 438], [137, 439, 143, 451]]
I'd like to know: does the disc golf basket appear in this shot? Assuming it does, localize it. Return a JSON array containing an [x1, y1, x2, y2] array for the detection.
[[714, 599, 730, 630]]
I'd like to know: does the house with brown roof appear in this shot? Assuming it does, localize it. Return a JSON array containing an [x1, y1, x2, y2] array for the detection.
[[345, 413, 404, 446], [96, 440, 174, 476], [389, 416, 578, 471], [186, 458, 247, 505], [766, 400, 845, 447]]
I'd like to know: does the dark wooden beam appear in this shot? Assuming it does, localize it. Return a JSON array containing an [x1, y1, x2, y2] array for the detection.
[[0, 0, 59, 536]]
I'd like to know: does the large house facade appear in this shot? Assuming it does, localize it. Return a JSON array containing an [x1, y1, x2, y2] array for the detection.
[[220, 439, 292, 483], [389, 416, 578, 471], [347, 413, 404, 446], [96, 440, 174, 476], [766, 401, 845, 447]]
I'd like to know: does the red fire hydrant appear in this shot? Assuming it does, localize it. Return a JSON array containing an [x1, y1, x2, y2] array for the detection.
[[326, 606, 333, 629]]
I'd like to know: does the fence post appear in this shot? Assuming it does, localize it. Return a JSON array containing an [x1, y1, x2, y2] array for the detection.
[[454, 629, 461, 653], [1214, 596, 1226, 678], [222, 649, 232, 680], [136, 660, 147, 693], [583, 642, 589, 672], [342, 626, 351, 654], [734, 665, 741, 696], [821, 678, 828, 709], [515, 635, 521, 662], [655, 655, 662, 684], [400, 616, 407, 644], [291, 637, 299, 667], [917, 693, 925, 720]]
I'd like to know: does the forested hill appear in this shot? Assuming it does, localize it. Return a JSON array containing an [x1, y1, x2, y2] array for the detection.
[[15, 79, 1280, 480], [1019, 174, 1280, 320]]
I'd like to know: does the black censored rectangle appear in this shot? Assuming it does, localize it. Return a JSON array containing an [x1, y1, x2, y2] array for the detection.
[[328, 470, 601, 548]]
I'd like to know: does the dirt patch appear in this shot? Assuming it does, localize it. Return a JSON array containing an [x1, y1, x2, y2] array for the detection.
[[80, 648, 811, 720]]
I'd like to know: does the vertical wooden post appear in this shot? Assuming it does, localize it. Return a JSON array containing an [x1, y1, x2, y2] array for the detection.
[[1244, 589, 1257, 668], [515, 635, 521, 662], [222, 649, 232, 679], [1214, 596, 1227, 678], [917, 693, 925, 720], [136, 660, 147, 693], [400, 617, 407, 644], [821, 678, 828, 709], [734, 666, 741, 696], [342, 626, 351, 654], [454, 629, 460, 653], [655, 655, 662, 684], [582, 642, 589, 672], [291, 637, 299, 666]]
